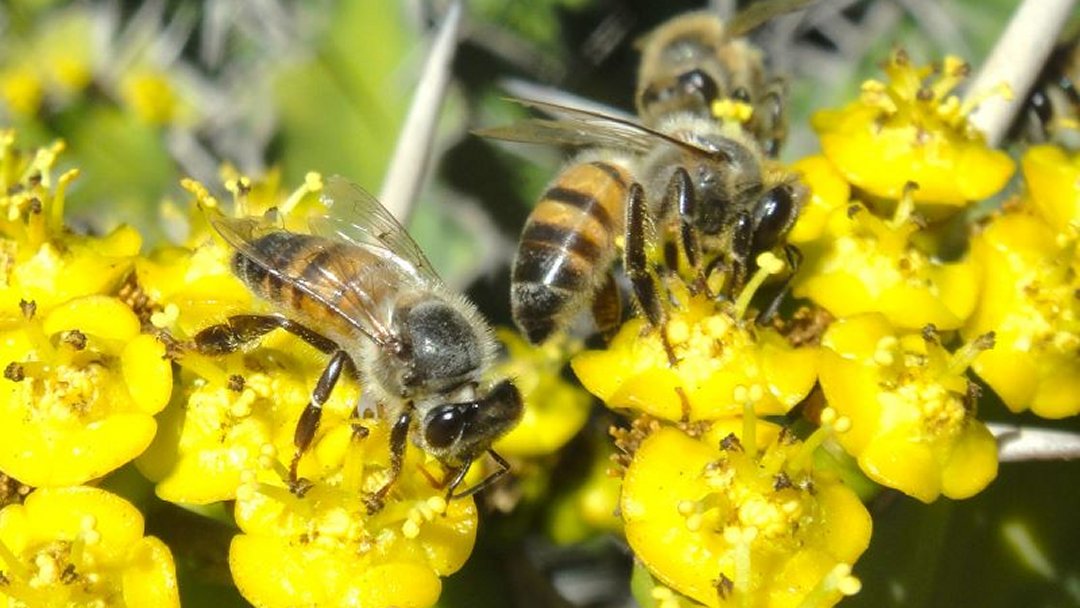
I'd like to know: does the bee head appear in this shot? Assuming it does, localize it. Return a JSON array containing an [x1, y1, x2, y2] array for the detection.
[[419, 379, 523, 465]]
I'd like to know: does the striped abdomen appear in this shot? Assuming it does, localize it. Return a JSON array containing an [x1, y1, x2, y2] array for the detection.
[[511, 160, 631, 344], [232, 231, 389, 342]]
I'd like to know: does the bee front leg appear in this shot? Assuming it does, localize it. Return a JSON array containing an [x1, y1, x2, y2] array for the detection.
[[446, 449, 512, 500], [289, 349, 356, 496], [662, 167, 706, 291], [365, 410, 412, 514], [755, 244, 802, 325]]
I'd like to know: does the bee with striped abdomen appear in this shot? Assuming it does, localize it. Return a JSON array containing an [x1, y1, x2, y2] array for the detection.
[[482, 99, 805, 346], [191, 176, 523, 513]]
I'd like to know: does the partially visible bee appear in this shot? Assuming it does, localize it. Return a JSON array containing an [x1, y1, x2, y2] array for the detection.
[[635, 0, 817, 156], [482, 99, 805, 345], [191, 177, 523, 512], [1014, 34, 1080, 149]]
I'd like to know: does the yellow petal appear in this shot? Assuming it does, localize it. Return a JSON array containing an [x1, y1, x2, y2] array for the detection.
[[122, 536, 180, 608], [940, 422, 998, 499], [42, 295, 140, 341], [122, 334, 173, 414]]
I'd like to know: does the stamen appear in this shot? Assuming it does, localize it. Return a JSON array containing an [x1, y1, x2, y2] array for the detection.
[[279, 172, 323, 216], [947, 332, 995, 376], [733, 252, 785, 319]]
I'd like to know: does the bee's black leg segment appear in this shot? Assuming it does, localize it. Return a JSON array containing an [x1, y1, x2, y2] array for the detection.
[[366, 410, 412, 514], [277, 319, 339, 354], [288, 349, 353, 495], [666, 167, 700, 271], [729, 210, 754, 291], [624, 183, 664, 329], [191, 314, 284, 355], [448, 449, 511, 500], [191, 314, 338, 355], [755, 244, 803, 326], [591, 273, 623, 342]]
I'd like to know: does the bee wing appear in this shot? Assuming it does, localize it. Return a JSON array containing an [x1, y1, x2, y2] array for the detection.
[[311, 176, 442, 288], [209, 209, 398, 347], [726, 0, 819, 37], [476, 98, 719, 158]]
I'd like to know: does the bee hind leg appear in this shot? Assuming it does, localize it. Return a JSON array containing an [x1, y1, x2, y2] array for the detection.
[[191, 314, 338, 355], [288, 349, 356, 496], [625, 183, 677, 366]]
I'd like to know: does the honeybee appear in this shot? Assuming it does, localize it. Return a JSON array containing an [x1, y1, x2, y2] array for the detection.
[[482, 99, 805, 346], [636, 0, 817, 156], [191, 176, 523, 512]]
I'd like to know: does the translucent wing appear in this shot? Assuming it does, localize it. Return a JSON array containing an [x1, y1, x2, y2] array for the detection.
[[209, 210, 397, 347], [727, 0, 819, 38], [476, 98, 722, 159], [312, 176, 442, 288]]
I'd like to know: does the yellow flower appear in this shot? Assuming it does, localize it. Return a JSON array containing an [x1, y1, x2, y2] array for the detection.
[[492, 329, 591, 457], [964, 147, 1080, 417], [793, 194, 979, 331], [229, 419, 477, 608], [0, 486, 179, 607], [0, 134, 141, 314], [819, 313, 997, 502], [621, 422, 869, 608], [1022, 145, 1080, 235], [787, 155, 850, 244], [572, 282, 817, 423], [0, 295, 172, 487], [812, 51, 1013, 212]]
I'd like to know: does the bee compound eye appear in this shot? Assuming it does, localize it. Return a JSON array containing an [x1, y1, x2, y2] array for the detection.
[[424, 405, 468, 450], [678, 68, 720, 104], [752, 185, 798, 253]]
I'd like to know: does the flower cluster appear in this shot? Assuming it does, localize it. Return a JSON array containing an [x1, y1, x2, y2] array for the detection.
[[566, 51, 1070, 607], [0, 132, 178, 605]]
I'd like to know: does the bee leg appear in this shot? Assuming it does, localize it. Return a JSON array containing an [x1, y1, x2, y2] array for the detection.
[[728, 209, 754, 293], [446, 449, 511, 500], [288, 349, 356, 496], [591, 273, 623, 342], [191, 314, 338, 355], [758, 78, 788, 158], [755, 244, 802, 325], [663, 167, 705, 291], [625, 183, 677, 366], [365, 410, 412, 514]]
